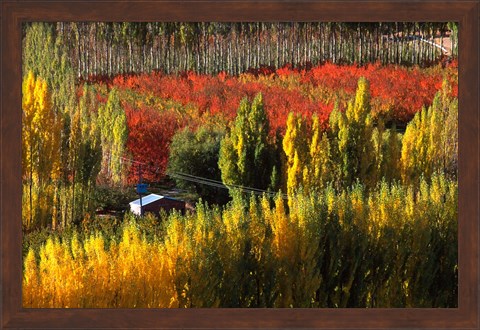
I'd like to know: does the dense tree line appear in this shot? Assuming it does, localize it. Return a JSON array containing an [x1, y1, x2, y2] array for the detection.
[[23, 173, 457, 308], [25, 22, 457, 78], [175, 77, 456, 200], [22, 23, 130, 230], [22, 21, 458, 308], [21, 21, 457, 231]]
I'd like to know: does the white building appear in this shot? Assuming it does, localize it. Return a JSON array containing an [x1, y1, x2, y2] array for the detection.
[[129, 193, 186, 216]]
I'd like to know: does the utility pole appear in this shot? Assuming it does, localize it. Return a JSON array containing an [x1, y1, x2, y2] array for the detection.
[[136, 163, 148, 216], [139, 164, 143, 216]]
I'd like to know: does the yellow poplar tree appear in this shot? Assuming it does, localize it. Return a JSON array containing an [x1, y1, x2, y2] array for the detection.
[[270, 194, 295, 307], [401, 94, 447, 185], [22, 72, 37, 228], [283, 112, 308, 199], [22, 72, 61, 229], [23, 249, 39, 307], [306, 113, 332, 192], [288, 193, 322, 307]]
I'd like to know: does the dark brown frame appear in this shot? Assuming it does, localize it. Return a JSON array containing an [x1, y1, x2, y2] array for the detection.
[[1, 0, 479, 329]]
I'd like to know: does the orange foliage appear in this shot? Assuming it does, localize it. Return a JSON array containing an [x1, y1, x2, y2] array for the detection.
[[88, 62, 456, 182]]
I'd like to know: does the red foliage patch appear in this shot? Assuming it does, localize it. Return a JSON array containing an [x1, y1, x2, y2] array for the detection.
[[89, 62, 457, 182], [124, 104, 182, 183]]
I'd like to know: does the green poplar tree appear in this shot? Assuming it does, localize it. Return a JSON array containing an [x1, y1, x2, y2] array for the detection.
[[98, 88, 128, 185], [218, 93, 273, 193], [336, 77, 376, 189], [68, 85, 103, 225]]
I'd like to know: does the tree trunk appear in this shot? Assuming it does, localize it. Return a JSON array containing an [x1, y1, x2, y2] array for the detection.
[[29, 144, 33, 228]]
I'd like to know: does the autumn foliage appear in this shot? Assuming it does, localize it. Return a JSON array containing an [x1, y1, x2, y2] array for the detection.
[[22, 21, 459, 309], [90, 62, 457, 183], [23, 68, 459, 308], [23, 174, 457, 308], [124, 104, 182, 182]]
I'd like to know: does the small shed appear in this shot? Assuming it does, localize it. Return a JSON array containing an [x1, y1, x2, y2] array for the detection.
[[129, 194, 186, 216]]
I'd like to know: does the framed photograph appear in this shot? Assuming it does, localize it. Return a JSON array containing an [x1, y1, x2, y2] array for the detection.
[[1, 0, 479, 329]]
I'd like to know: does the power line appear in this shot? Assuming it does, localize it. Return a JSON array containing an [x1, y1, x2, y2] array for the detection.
[[104, 152, 287, 199], [170, 172, 287, 199]]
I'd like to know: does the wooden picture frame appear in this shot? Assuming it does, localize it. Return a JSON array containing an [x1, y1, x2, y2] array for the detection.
[[1, 0, 478, 328]]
